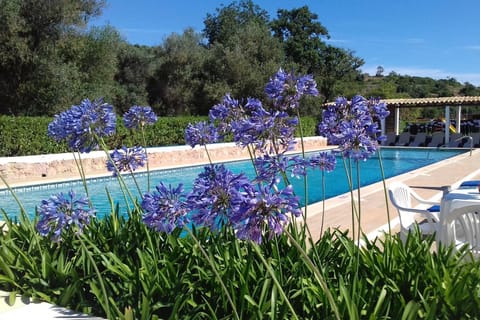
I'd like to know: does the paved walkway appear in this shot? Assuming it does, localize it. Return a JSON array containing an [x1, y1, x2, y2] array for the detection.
[[303, 148, 480, 241], [1, 146, 479, 318]]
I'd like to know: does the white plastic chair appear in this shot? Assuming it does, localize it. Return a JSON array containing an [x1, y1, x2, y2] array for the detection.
[[388, 182, 440, 241], [440, 203, 480, 259]]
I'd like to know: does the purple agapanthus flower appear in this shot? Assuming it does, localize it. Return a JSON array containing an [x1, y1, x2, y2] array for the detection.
[[47, 98, 116, 153], [231, 185, 302, 244], [187, 164, 252, 230], [318, 95, 389, 161], [141, 183, 189, 233], [36, 190, 96, 242], [123, 105, 158, 129], [254, 155, 309, 186], [106, 145, 147, 176], [208, 94, 244, 137], [231, 98, 298, 154], [265, 68, 319, 111], [185, 121, 220, 148], [309, 151, 337, 172]]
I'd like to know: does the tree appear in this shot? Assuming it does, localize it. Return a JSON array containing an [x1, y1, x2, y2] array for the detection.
[[148, 28, 208, 115], [202, 21, 284, 107], [376, 66, 384, 77], [114, 44, 156, 112], [270, 6, 363, 101], [0, 0, 107, 115], [203, 0, 269, 46], [459, 82, 480, 96], [270, 6, 329, 73], [317, 46, 364, 101], [200, 1, 283, 114]]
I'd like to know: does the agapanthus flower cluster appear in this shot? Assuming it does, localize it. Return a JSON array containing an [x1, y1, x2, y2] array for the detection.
[[309, 152, 337, 172], [254, 154, 309, 186], [142, 69, 325, 243], [185, 121, 220, 148], [232, 185, 302, 244], [318, 95, 389, 162], [106, 145, 147, 176], [265, 68, 319, 110], [208, 94, 243, 138], [123, 105, 158, 129], [48, 98, 116, 153], [187, 164, 252, 230], [194, 69, 319, 156], [142, 171, 304, 244], [231, 98, 299, 154], [141, 183, 189, 233], [36, 190, 96, 242]]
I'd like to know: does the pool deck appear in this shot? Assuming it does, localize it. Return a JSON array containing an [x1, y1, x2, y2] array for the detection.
[[303, 147, 480, 241], [1, 144, 479, 318]]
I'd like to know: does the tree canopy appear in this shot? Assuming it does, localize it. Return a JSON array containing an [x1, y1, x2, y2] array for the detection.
[[0, 0, 478, 117]]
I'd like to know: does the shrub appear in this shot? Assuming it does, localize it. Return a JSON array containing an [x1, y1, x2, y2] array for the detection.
[[0, 115, 318, 156]]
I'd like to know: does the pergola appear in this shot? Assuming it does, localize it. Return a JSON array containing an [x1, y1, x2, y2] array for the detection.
[[383, 96, 480, 143]]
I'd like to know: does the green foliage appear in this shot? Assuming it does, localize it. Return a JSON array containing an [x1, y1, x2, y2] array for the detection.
[[203, 0, 270, 46], [0, 115, 318, 156], [1, 210, 479, 319], [270, 6, 329, 73], [148, 28, 209, 116], [0, 115, 66, 156], [114, 44, 156, 113], [0, 115, 206, 156], [0, 1, 478, 116], [0, 0, 109, 115]]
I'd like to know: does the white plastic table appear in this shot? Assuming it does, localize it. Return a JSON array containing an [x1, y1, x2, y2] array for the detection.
[[438, 187, 480, 243]]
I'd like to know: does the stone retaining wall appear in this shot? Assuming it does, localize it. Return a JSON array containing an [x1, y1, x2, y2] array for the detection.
[[0, 137, 327, 187]]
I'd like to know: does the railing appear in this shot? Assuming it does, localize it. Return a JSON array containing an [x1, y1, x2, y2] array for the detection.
[[437, 135, 473, 156]]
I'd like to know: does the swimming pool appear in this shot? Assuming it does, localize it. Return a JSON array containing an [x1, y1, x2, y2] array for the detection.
[[0, 147, 467, 219]]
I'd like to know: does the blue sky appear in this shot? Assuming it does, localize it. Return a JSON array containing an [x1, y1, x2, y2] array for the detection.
[[91, 0, 480, 85]]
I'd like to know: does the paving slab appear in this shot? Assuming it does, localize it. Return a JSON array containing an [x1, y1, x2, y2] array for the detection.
[[303, 148, 480, 241], [0, 291, 104, 319]]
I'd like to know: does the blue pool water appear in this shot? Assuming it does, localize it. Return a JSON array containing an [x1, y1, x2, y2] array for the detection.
[[0, 148, 466, 219]]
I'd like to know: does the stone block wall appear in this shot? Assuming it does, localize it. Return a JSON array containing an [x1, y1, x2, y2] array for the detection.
[[0, 137, 327, 187]]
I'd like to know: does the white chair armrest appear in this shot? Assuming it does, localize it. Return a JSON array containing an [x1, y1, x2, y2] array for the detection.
[[409, 190, 440, 206], [392, 204, 440, 223]]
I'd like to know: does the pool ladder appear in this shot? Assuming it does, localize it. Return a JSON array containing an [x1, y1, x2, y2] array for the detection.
[[438, 135, 473, 156]]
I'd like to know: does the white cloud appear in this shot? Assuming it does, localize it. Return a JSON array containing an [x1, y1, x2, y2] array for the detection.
[[361, 65, 480, 86]]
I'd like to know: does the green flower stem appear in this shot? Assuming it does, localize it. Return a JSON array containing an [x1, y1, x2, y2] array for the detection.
[[186, 228, 240, 320], [342, 156, 358, 241], [377, 148, 391, 235], [251, 243, 300, 320], [73, 152, 90, 200], [320, 169, 326, 235], [284, 230, 341, 320], [0, 174, 27, 216], [78, 234, 113, 320], [356, 160, 362, 240], [203, 144, 213, 165], [295, 114, 315, 243], [141, 127, 151, 192]]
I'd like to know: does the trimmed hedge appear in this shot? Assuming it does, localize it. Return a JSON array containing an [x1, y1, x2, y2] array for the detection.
[[0, 115, 318, 157]]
